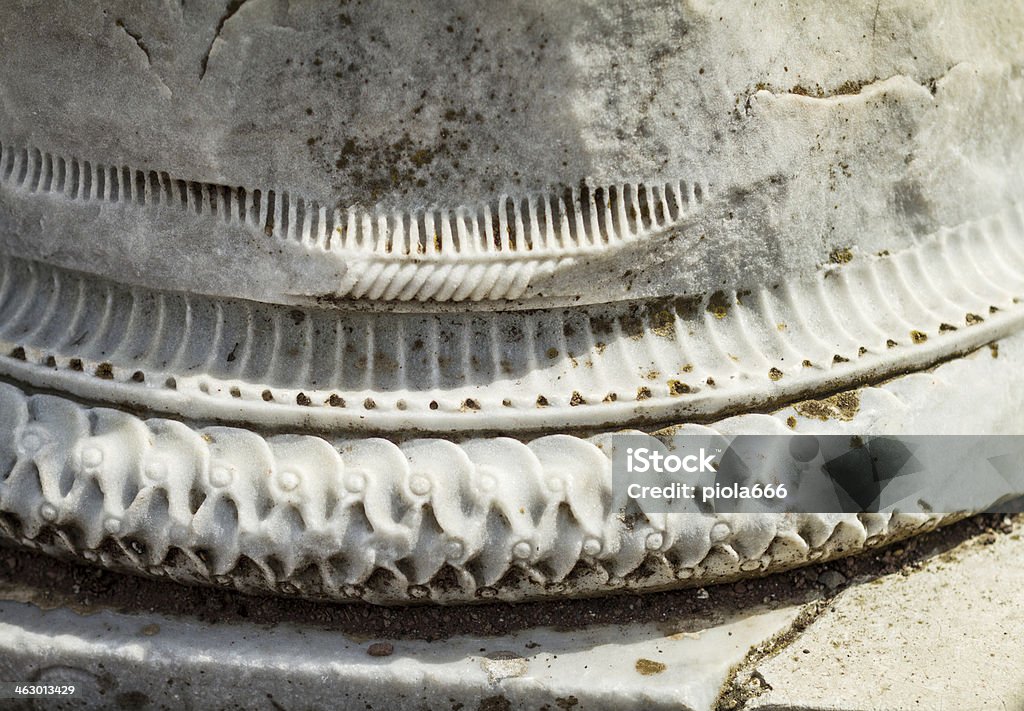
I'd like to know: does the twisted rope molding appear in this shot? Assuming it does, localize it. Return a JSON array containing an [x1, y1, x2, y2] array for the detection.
[[1, 200, 1023, 431], [0, 139, 706, 302], [0, 381, 960, 604]]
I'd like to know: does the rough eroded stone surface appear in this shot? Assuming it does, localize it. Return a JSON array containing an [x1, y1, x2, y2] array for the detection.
[[0, 1, 1021, 306]]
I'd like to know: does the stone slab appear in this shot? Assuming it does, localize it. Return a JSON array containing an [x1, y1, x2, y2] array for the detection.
[[0, 595, 797, 711], [734, 518, 1024, 711]]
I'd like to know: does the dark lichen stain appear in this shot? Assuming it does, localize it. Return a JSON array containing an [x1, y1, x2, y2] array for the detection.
[[536, 395, 549, 407], [569, 391, 586, 406], [409, 148, 433, 168], [886, 339, 898, 348], [95, 362, 114, 380], [8, 346, 25, 360], [706, 290, 731, 319], [990, 343, 999, 358], [546, 347, 559, 359], [478, 696, 512, 711], [320, 129, 463, 204], [603, 392, 617, 402], [636, 387, 652, 400], [131, 371, 145, 383], [70, 358, 84, 372], [672, 294, 703, 320], [939, 323, 957, 333], [296, 392, 312, 406], [261, 389, 273, 402], [328, 394, 345, 407], [363, 398, 376, 410], [768, 367, 783, 381], [230, 386, 241, 398], [754, 76, 882, 101], [786, 416, 797, 429], [833, 78, 876, 95], [114, 691, 150, 711], [910, 330, 928, 344], [966, 313, 984, 325], [635, 658, 667, 675], [164, 376, 176, 389], [226, 342, 239, 362], [590, 316, 614, 335], [366, 641, 393, 657], [462, 398, 480, 410], [650, 309, 676, 338], [667, 380, 690, 395], [288, 309, 305, 326], [620, 314, 645, 340], [794, 391, 861, 422], [802, 359, 813, 368], [833, 354, 850, 364], [829, 247, 854, 264]]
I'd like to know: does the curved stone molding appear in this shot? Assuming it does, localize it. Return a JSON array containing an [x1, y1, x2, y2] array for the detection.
[[0, 381, 960, 603], [1, 203, 1022, 432], [3, 264, 1024, 604], [0, 139, 707, 302], [1, 1, 1022, 608], [7, 319, 1024, 603]]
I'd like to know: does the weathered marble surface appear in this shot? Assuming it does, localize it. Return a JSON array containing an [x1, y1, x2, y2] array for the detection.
[[0, 1, 1022, 306], [0, 2, 1023, 604]]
